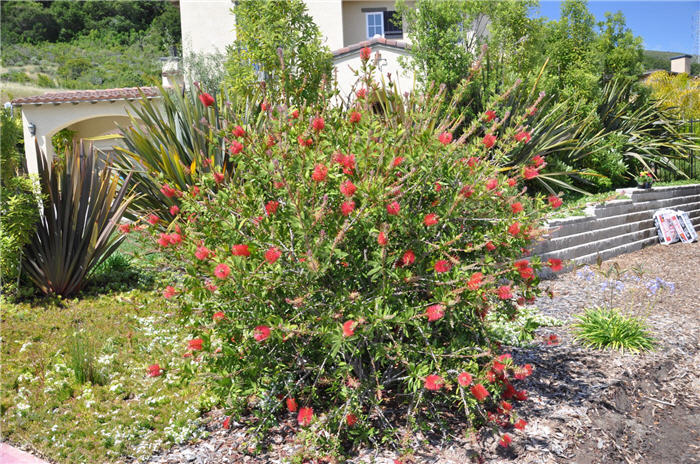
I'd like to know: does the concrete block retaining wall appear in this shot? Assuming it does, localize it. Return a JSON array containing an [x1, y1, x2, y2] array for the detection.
[[533, 184, 700, 265]]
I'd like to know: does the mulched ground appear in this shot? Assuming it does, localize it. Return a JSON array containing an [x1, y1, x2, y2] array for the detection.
[[145, 242, 700, 464]]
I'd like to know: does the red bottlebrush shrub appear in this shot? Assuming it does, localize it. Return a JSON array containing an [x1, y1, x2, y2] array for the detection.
[[144, 63, 547, 452]]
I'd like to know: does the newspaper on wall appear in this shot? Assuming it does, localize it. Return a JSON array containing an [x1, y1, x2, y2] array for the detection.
[[653, 209, 698, 244]]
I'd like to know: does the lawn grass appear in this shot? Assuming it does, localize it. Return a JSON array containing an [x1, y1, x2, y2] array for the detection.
[[0, 289, 212, 463], [549, 190, 629, 219]]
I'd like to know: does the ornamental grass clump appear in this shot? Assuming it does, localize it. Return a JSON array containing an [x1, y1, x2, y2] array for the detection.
[[573, 307, 656, 353], [131, 51, 562, 452]]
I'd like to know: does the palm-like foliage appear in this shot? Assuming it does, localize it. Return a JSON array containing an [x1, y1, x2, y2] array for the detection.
[[114, 85, 257, 218], [22, 142, 135, 297]]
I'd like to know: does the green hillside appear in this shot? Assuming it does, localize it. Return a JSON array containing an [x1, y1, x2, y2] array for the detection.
[[643, 50, 700, 75]]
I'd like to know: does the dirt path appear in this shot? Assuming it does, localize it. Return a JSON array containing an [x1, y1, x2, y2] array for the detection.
[[146, 242, 700, 464]]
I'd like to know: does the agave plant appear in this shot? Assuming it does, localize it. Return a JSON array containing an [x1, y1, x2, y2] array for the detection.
[[22, 142, 135, 297]]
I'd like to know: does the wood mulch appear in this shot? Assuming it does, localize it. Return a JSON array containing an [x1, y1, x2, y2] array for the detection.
[[145, 242, 700, 464]]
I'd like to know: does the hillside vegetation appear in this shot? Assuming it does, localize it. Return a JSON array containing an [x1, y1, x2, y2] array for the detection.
[[644, 50, 700, 75], [0, 0, 180, 102]]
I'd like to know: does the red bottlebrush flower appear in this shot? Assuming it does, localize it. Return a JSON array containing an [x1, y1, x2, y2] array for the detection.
[[423, 213, 438, 226], [147, 364, 163, 377], [297, 407, 313, 426], [499, 434, 512, 448], [356, 88, 367, 99], [161, 184, 177, 198], [402, 250, 415, 266], [253, 325, 271, 342], [346, 413, 358, 427], [486, 370, 497, 383], [498, 353, 512, 362], [424, 374, 444, 391], [519, 266, 534, 280], [341, 200, 356, 216], [467, 272, 483, 290], [548, 258, 563, 272], [195, 245, 211, 261], [199, 92, 214, 107], [467, 156, 479, 167], [483, 134, 497, 149], [514, 419, 527, 430], [157, 233, 170, 247], [511, 202, 523, 214], [286, 397, 298, 412], [147, 214, 160, 225], [493, 361, 505, 373], [214, 263, 231, 279], [265, 200, 279, 216], [470, 383, 489, 401], [163, 285, 176, 299], [188, 338, 204, 351], [485, 241, 496, 251], [223, 416, 230, 429], [119, 223, 131, 234], [484, 110, 497, 121], [342, 320, 356, 337], [168, 233, 182, 245], [231, 244, 250, 257], [273, 181, 285, 189], [371, 232, 386, 249], [290, 109, 300, 119], [434, 181, 442, 192], [312, 164, 328, 182], [514, 259, 529, 269], [546, 334, 559, 345], [501, 400, 513, 412], [169, 205, 180, 216], [386, 201, 400, 216], [360, 46, 372, 61], [457, 372, 472, 387], [265, 247, 282, 264], [349, 111, 362, 123], [426, 304, 445, 322], [260, 101, 269, 111], [232, 125, 246, 138], [435, 260, 452, 273], [507, 177, 517, 187], [213, 172, 224, 184], [514, 390, 528, 401], [205, 280, 218, 292], [438, 131, 453, 145], [229, 140, 243, 155], [515, 131, 531, 143], [391, 156, 405, 168], [523, 166, 539, 180], [508, 222, 521, 236], [312, 117, 325, 131], [532, 155, 545, 167], [486, 178, 498, 190], [548, 195, 563, 208], [498, 285, 513, 300], [213, 311, 226, 322], [460, 185, 474, 197], [340, 180, 357, 197], [191, 186, 200, 197]]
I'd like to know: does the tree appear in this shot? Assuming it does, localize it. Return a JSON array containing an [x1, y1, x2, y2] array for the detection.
[[645, 71, 700, 120], [596, 12, 644, 84], [224, 0, 333, 104]]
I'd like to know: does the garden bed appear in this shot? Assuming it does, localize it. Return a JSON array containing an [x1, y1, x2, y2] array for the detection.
[[145, 242, 700, 464]]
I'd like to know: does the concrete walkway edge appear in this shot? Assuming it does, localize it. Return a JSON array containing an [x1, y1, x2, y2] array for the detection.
[[0, 443, 51, 464]]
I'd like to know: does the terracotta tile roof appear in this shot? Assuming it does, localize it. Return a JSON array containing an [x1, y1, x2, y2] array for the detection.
[[11, 87, 160, 106], [332, 37, 411, 58]]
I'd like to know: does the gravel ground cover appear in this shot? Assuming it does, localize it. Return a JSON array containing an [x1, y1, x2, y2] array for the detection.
[[145, 242, 700, 464]]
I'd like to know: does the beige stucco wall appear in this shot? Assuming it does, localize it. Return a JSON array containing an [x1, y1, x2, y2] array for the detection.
[[306, 0, 345, 50], [341, 1, 414, 47], [20, 100, 153, 174], [180, 0, 236, 61], [671, 57, 691, 75], [334, 46, 414, 99]]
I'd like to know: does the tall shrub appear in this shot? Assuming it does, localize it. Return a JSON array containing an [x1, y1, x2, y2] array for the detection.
[[138, 54, 562, 453]]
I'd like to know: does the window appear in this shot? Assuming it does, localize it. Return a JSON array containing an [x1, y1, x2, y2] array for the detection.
[[366, 12, 383, 39], [365, 11, 403, 40], [383, 11, 403, 39]]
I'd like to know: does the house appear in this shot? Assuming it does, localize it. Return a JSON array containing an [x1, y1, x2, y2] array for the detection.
[[14, 0, 419, 173]]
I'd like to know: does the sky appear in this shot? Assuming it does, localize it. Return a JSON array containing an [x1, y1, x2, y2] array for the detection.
[[530, 1, 700, 55]]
